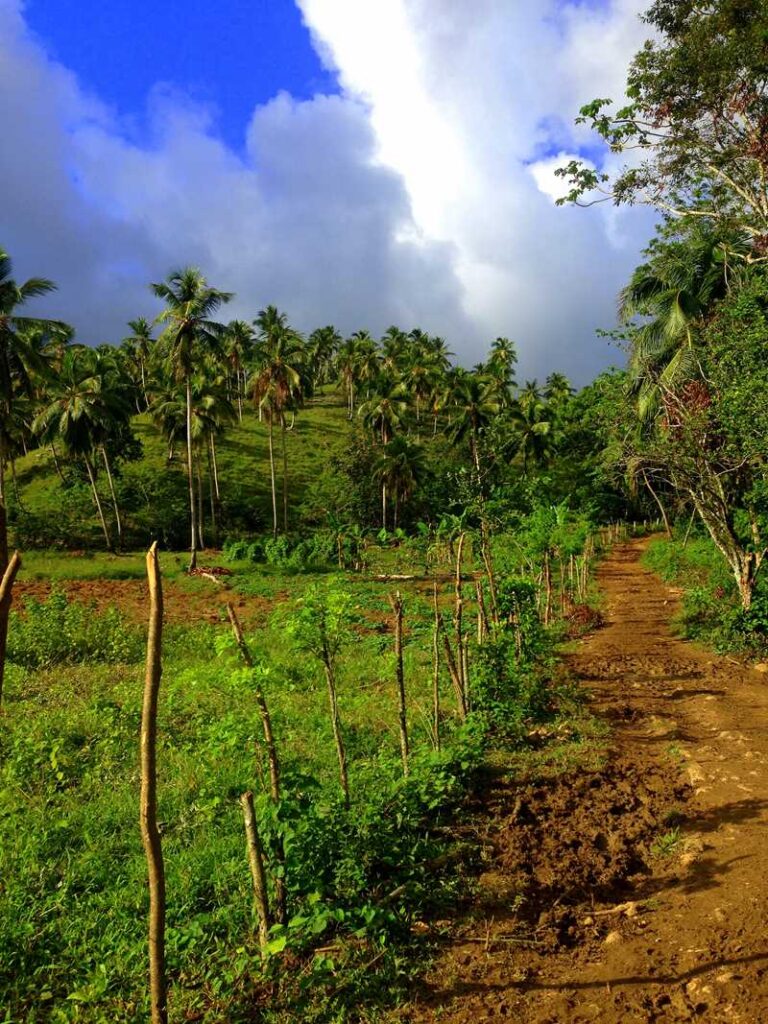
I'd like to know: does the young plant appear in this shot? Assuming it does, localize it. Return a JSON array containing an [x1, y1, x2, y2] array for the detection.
[[284, 583, 355, 808]]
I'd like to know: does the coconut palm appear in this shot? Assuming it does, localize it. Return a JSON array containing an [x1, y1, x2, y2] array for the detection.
[[34, 347, 132, 550], [372, 435, 426, 530], [223, 319, 255, 421], [0, 249, 69, 503], [122, 317, 154, 409], [151, 267, 232, 568], [251, 306, 306, 536], [447, 369, 500, 478], [619, 226, 741, 423]]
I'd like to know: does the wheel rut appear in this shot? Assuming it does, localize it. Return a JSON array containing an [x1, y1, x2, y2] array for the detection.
[[398, 538, 768, 1023]]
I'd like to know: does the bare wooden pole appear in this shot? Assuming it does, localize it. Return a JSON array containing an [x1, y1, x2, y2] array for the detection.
[[432, 583, 441, 751], [454, 533, 466, 694], [388, 591, 409, 776], [0, 547, 21, 708], [440, 623, 467, 721], [475, 579, 489, 644], [323, 652, 350, 809], [240, 791, 271, 954], [226, 603, 281, 802], [226, 602, 286, 924], [140, 542, 167, 1024]]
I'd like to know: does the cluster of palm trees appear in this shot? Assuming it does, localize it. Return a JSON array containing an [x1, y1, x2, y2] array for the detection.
[[1, 246, 578, 563]]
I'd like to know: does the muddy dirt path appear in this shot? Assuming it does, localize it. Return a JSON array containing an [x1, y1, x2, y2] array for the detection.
[[400, 538, 768, 1023]]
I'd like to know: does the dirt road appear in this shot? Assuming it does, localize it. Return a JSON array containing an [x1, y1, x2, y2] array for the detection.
[[401, 538, 768, 1023]]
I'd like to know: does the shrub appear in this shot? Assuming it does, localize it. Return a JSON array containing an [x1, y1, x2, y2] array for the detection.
[[8, 592, 144, 668]]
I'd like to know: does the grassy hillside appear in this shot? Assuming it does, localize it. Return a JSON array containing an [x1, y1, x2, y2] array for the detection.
[[10, 389, 351, 550]]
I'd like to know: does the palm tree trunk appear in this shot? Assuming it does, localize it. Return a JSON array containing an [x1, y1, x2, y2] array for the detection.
[[101, 447, 123, 550], [280, 415, 289, 533], [50, 443, 65, 482], [207, 444, 218, 548], [382, 482, 387, 531], [186, 379, 197, 571], [84, 453, 113, 551], [196, 460, 205, 551], [0, 435, 5, 506], [210, 435, 221, 500], [267, 411, 278, 538]]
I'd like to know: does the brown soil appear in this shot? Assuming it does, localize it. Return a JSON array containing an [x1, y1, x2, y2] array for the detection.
[[13, 578, 278, 628], [398, 539, 768, 1023]]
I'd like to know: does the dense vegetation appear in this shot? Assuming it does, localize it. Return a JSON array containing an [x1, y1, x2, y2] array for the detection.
[[3, 0, 768, 1020]]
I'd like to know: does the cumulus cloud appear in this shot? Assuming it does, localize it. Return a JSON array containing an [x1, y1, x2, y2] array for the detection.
[[2, 0, 658, 380]]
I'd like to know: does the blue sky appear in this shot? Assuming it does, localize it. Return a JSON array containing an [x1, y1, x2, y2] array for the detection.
[[3, 0, 653, 380], [24, 0, 338, 149]]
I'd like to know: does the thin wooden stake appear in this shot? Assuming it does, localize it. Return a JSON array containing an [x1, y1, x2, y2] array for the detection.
[[454, 533, 466, 692], [140, 542, 167, 1024], [389, 591, 409, 776], [240, 791, 271, 954], [475, 579, 489, 644], [432, 583, 441, 751], [0, 546, 21, 708], [226, 603, 281, 803]]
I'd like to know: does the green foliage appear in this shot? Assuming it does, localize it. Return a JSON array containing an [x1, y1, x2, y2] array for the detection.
[[7, 592, 144, 668]]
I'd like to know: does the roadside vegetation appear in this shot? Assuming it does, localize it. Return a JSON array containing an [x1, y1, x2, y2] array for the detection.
[[3, 0, 768, 1019]]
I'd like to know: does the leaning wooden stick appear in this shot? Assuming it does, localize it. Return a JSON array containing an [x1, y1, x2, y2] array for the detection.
[[140, 542, 167, 1024], [240, 791, 271, 954], [226, 602, 286, 925], [388, 591, 409, 776], [0, 549, 21, 708], [432, 583, 441, 751]]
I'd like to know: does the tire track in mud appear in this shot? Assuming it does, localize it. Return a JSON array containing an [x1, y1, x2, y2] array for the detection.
[[399, 538, 768, 1024]]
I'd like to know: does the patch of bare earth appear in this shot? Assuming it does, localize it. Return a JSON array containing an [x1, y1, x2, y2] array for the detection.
[[397, 539, 768, 1023]]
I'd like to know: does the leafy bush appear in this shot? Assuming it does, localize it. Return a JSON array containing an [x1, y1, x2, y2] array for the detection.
[[7, 592, 144, 668]]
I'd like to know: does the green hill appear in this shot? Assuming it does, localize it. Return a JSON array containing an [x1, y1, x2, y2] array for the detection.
[[10, 390, 351, 551]]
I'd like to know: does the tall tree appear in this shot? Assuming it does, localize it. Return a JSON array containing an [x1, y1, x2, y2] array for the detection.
[[251, 306, 305, 536], [151, 268, 232, 569], [0, 249, 67, 503]]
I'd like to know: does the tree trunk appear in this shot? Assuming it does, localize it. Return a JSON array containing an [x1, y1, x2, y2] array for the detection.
[[543, 551, 553, 626], [382, 482, 387, 532], [0, 546, 21, 709], [196, 460, 205, 551], [101, 447, 123, 551], [227, 603, 286, 924], [207, 444, 218, 549], [454, 533, 466, 700], [641, 469, 672, 539], [389, 591, 409, 776], [240, 791, 271, 954], [267, 411, 278, 538], [84, 453, 113, 551], [186, 379, 197, 571], [280, 415, 289, 534], [140, 543, 167, 1024], [432, 583, 441, 751], [323, 653, 350, 809], [50, 443, 65, 482]]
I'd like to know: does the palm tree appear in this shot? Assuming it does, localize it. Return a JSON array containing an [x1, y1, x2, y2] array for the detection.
[[619, 226, 740, 423], [512, 387, 554, 473], [223, 320, 255, 421], [447, 369, 500, 478], [358, 376, 410, 529], [0, 249, 68, 503], [308, 326, 342, 389], [122, 317, 154, 409], [151, 268, 232, 569], [485, 337, 517, 407], [34, 347, 132, 550], [251, 306, 305, 536], [372, 435, 426, 530]]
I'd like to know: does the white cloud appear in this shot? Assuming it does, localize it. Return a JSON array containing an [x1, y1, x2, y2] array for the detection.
[[2, 0, 657, 381]]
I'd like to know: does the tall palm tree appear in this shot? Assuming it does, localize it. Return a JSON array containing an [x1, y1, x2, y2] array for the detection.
[[308, 325, 342, 389], [0, 249, 68, 503], [372, 435, 426, 530], [223, 319, 255, 421], [447, 369, 500, 478], [122, 317, 154, 409], [251, 306, 305, 536], [151, 268, 232, 568], [34, 347, 132, 550]]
